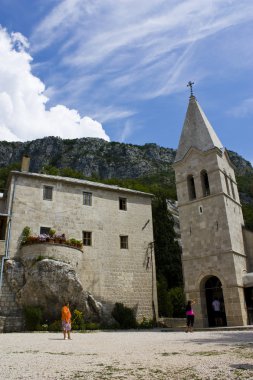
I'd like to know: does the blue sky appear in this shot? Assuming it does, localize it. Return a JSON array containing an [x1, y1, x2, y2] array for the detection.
[[0, 0, 252, 163]]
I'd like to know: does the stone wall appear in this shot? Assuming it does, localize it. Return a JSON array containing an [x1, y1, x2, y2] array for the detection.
[[2, 173, 158, 322], [174, 148, 248, 326]]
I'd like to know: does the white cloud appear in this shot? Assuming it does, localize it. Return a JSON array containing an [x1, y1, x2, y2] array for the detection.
[[228, 98, 253, 118], [118, 120, 135, 143], [29, 0, 253, 106], [0, 27, 109, 142]]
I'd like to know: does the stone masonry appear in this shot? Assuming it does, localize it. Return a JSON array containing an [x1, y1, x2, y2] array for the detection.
[[0, 171, 158, 328], [174, 95, 250, 327]]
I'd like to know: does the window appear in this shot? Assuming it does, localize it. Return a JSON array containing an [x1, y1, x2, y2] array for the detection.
[[83, 192, 92, 206], [200, 170, 210, 197], [224, 173, 230, 196], [83, 231, 92, 246], [120, 235, 128, 249], [119, 197, 127, 210], [187, 175, 196, 200], [43, 185, 53, 200], [230, 177, 236, 199], [0, 216, 7, 240], [40, 227, 51, 235]]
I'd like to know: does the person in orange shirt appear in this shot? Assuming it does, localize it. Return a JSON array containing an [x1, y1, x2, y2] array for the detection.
[[61, 302, 72, 340]]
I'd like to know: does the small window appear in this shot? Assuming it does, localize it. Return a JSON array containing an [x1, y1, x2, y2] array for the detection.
[[224, 172, 230, 196], [120, 235, 128, 249], [119, 197, 127, 210], [199, 206, 203, 214], [40, 227, 51, 235], [83, 231, 92, 246], [187, 175, 196, 200], [83, 192, 92, 206], [43, 185, 53, 200], [230, 177, 235, 199]]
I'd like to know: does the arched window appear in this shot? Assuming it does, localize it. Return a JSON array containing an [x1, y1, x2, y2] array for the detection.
[[187, 175, 196, 200], [200, 170, 210, 197]]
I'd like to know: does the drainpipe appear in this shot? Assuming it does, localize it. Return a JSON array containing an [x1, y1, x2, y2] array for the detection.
[[0, 176, 17, 289]]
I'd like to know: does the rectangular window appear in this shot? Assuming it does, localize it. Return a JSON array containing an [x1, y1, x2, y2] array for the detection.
[[40, 227, 51, 235], [43, 185, 53, 200], [83, 231, 92, 246], [83, 192, 92, 206], [119, 197, 127, 210], [120, 235, 128, 249]]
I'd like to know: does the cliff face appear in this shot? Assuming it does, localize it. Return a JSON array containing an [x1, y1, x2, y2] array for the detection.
[[0, 137, 176, 179], [0, 136, 252, 178]]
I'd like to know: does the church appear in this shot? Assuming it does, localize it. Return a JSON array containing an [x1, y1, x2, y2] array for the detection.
[[173, 87, 253, 327]]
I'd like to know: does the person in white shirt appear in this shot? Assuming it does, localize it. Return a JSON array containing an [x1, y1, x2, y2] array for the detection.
[[212, 298, 222, 326]]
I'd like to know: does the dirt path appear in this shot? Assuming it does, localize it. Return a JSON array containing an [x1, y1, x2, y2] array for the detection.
[[1, 330, 253, 379]]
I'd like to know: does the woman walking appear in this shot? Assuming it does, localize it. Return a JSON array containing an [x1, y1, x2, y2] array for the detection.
[[185, 300, 195, 333]]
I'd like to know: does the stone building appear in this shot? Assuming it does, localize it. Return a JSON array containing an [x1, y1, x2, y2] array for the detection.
[[0, 158, 158, 331], [174, 93, 253, 327]]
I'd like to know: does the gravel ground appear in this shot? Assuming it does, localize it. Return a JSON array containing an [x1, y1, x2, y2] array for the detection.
[[0, 329, 253, 379]]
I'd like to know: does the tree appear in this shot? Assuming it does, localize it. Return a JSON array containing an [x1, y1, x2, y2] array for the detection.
[[152, 194, 183, 290]]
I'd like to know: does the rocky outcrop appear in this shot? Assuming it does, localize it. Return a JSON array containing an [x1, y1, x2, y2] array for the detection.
[[4, 258, 103, 322], [0, 137, 176, 179], [0, 137, 252, 180]]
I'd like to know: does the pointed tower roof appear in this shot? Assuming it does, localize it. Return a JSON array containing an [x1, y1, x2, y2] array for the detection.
[[175, 96, 223, 162]]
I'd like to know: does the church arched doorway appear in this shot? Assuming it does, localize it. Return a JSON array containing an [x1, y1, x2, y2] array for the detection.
[[205, 276, 227, 327]]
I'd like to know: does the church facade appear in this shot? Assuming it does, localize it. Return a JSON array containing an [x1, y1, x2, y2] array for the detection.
[[174, 94, 253, 327]]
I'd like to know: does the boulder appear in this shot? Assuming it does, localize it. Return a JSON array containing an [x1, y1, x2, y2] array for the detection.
[[5, 258, 103, 322]]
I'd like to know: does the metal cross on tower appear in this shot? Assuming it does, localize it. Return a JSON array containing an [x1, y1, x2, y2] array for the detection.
[[187, 81, 195, 97]]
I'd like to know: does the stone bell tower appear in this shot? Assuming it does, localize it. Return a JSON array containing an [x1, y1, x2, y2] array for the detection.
[[173, 87, 248, 327]]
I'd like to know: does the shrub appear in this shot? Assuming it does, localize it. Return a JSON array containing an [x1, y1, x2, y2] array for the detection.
[[49, 228, 56, 237], [138, 317, 154, 329], [48, 320, 62, 332], [85, 322, 100, 330], [23, 306, 43, 331], [72, 309, 85, 330], [167, 287, 186, 317], [111, 303, 137, 329], [21, 226, 31, 244]]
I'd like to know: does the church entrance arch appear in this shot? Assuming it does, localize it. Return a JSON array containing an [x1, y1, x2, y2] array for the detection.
[[204, 276, 227, 327]]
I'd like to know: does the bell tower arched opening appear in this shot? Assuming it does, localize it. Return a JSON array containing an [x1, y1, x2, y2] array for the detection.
[[200, 170, 210, 197], [205, 276, 227, 327]]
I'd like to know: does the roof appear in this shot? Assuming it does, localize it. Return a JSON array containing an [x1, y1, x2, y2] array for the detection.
[[175, 96, 223, 162], [9, 171, 153, 197]]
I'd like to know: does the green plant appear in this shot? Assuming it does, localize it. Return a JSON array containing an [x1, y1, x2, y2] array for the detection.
[[48, 320, 62, 332], [68, 238, 83, 249], [111, 303, 137, 329], [23, 305, 43, 331], [21, 226, 32, 244], [167, 287, 186, 317], [72, 309, 85, 330], [40, 324, 49, 331], [138, 317, 154, 329], [157, 275, 173, 317], [85, 322, 100, 330], [49, 228, 56, 237]]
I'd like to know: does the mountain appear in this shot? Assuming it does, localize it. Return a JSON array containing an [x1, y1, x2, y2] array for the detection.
[[0, 136, 252, 179], [0, 136, 252, 230]]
